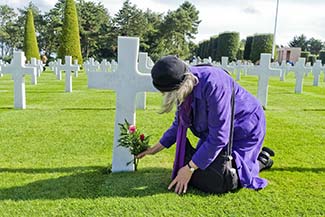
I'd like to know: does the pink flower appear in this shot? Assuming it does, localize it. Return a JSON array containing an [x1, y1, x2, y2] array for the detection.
[[128, 125, 136, 133], [140, 134, 145, 141]]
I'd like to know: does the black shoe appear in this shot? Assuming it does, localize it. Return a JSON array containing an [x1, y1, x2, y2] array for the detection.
[[258, 155, 273, 171], [262, 147, 275, 157], [258, 147, 275, 171]]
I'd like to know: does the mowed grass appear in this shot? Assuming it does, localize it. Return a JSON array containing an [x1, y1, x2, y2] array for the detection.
[[0, 69, 324, 216]]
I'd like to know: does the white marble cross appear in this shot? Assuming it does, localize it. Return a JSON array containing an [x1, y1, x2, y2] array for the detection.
[[312, 60, 324, 86], [55, 59, 63, 80], [27, 58, 39, 85], [73, 60, 79, 77], [1, 51, 36, 109], [279, 60, 288, 81], [235, 60, 245, 81], [221, 56, 235, 73], [147, 57, 155, 68], [59, 56, 79, 92], [0, 60, 5, 77], [99, 59, 111, 72], [247, 53, 281, 107], [136, 52, 153, 110], [84, 58, 99, 74], [305, 62, 312, 77], [292, 58, 309, 94], [111, 60, 118, 72], [87, 36, 157, 172]]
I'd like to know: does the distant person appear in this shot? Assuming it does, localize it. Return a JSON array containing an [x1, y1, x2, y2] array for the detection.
[[41, 54, 48, 71], [286, 60, 294, 66], [137, 55, 275, 194]]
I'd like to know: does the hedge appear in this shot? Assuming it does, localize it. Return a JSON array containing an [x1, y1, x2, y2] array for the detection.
[[308, 55, 316, 66], [300, 51, 310, 63], [236, 48, 244, 60], [216, 32, 240, 62], [209, 35, 218, 60], [250, 34, 273, 63], [243, 36, 253, 60], [318, 50, 325, 64]]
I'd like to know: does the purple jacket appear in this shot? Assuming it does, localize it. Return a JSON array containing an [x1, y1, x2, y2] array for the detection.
[[160, 66, 268, 190]]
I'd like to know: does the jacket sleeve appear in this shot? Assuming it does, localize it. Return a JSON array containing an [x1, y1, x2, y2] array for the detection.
[[192, 81, 232, 170], [159, 109, 179, 148]]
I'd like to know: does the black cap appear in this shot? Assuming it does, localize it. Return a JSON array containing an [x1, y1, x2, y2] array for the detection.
[[151, 55, 187, 92]]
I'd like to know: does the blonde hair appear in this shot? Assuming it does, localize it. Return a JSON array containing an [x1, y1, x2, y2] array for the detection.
[[160, 72, 198, 113]]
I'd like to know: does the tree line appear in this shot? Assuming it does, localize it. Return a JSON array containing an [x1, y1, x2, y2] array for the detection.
[[0, 0, 200, 62], [196, 32, 325, 64]]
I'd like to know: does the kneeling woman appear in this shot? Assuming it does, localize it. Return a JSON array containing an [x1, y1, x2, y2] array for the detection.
[[137, 56, 274, 194]]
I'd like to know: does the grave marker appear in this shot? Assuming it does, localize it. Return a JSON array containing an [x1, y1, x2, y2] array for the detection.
[[59, 56, 79, 92], [27, 58, 39, 85], [87, 36, 156, 172], [279, 60, 288, 81], [247, 53, 281, 107], [221, 56, 234, 73], [136, 52, 152, 109], [312, 60, 324, 86], [292, 58, 309, 94], [1, 51, 36, 109]]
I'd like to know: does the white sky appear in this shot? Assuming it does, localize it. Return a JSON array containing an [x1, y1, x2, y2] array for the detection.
[[2, 0, 325, 46]]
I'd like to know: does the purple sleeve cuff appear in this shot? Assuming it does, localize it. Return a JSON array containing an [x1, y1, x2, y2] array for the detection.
[[159, 137, 174, 148]]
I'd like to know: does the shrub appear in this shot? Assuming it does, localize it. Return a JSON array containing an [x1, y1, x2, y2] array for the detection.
[[250, 34, 273, 63], [243, 36, 253, 60], [209, 35, 218, 60], [308, 55, 316, 66], [216, 32, 240, 62], [318, 50, 325, 64], [300, 51, 310, 63], [236, 48, 244, 60]]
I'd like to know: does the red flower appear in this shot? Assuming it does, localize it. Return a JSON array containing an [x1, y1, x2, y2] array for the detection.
[[140, 134, 145, 141], [129, 125, 136, 133]]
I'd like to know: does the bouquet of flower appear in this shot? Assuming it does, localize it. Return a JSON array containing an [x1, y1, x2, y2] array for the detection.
[[118, 119, 150, 170]]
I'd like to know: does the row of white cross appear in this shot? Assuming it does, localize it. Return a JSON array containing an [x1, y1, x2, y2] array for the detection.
[[193, 55, 325, 107]]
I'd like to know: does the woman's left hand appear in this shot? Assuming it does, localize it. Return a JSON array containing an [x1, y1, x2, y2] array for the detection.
[[168, 165, 193, 194]]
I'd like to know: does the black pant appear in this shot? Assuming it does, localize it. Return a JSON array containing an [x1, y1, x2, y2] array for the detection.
[[184, 138, 240, 194]]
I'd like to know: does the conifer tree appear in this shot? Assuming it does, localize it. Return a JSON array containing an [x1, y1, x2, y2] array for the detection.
[[23, 9, 40, 61], [58, 0, 83, 64]]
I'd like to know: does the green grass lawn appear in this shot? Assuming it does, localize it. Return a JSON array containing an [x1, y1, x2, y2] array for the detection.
[[0, 69, 324, 216]]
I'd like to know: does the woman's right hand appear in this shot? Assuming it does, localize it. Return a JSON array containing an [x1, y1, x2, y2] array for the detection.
[[136, 148, 153, 159], [136, 143, 165, 159]]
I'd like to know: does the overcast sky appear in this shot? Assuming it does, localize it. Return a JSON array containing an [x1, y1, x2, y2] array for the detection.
[[2, 0, 325, 46]]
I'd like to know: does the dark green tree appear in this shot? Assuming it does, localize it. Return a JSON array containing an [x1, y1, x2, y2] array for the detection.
[[78, 0, 111, 59], [23, 9, 40, 61], [243, 36, 253, 60], [216, 32, 240, 62], [39, 0, 65, 60], [159, 1, 200, 59], [58, 0, 83, 64], [0, 5, 17, 57], [318, 50, 325, 64], [113, 1, 147, 44], [289, 34, 308, 51], [0, 5, 22, 58], [307, 37, 323, 55], [250, 34, 273, 63]]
